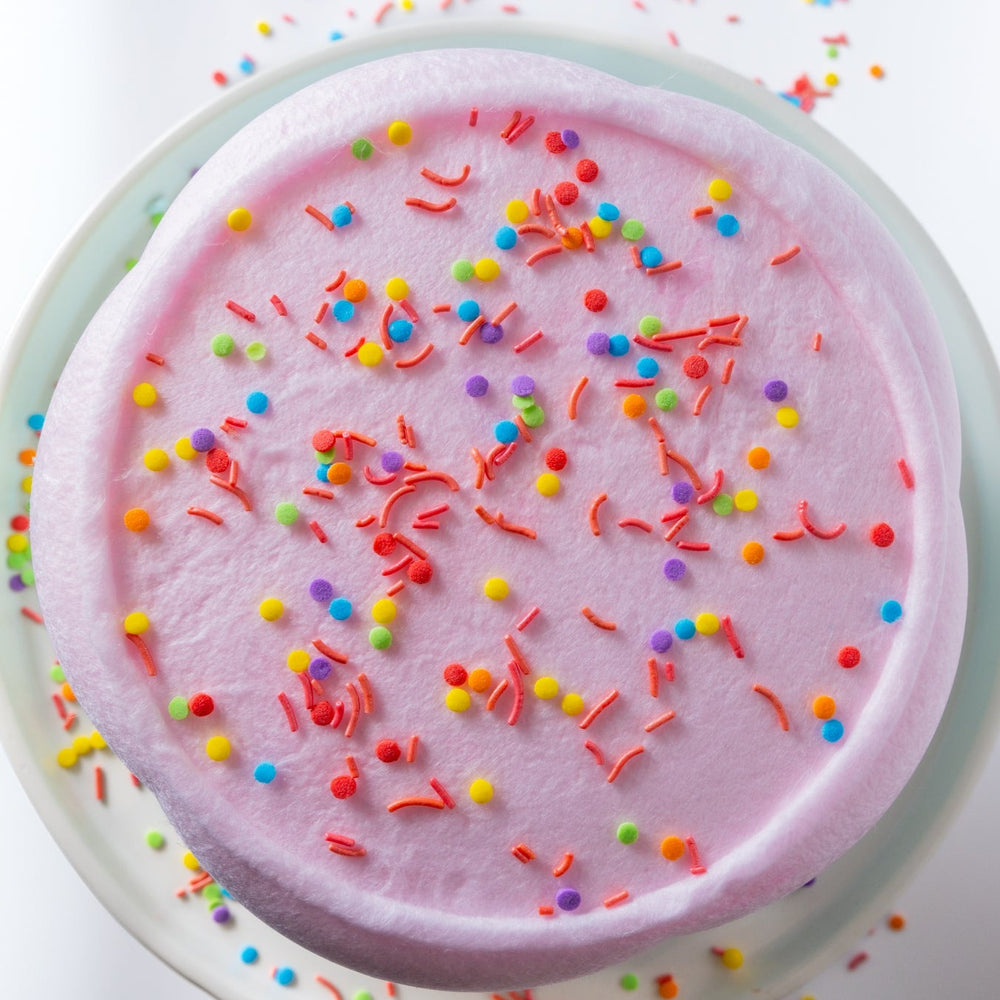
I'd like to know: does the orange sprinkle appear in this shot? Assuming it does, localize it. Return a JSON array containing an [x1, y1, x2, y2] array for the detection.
[[344, 682, 361, 738], [721, 357, 735, 384], [491, 301, 518, 325], [513, 329, 544, 353], [607, 746, 645, 783], [552, 852, 574, 877], [581, 606, 616, 630], [588, 492, 608, 535], [648, 657, 659, 698], [312, 638, 348, 664], [486, 678, 510, 711], [578, 689, 619, 730], [419, 163, 471, 186], [752, 683, 790, 731], [394, 343, 434, 369], [898, 458, 915, 489], [567, 375, 589, 420], [304, 204, 334, 230], [665, 450, 703, 491], [404, 196, 457, 213], [538, 905, 555, 916], [603, 890, 630, 908], [473, 504, 496, 525], [773, 528, 805, 541], [525, 244, 563, 267], [346, 755, 359, 778], [94, 765, 105, 802], [646, 259, 683, 276], [394, 531, 429, 559], [504, 633, 531, 675], [324, 270, 346, 292], [691, 204, 713, 217], [584, 739, 604, 764], [386, 796, 446, 813], [406, 735, 418, 763], [186, 506, 223, 524], [305, 331, 327, 350], [692, 384, 713, 416], [125, 632, 157, 676], [769, 245, 801, 266], [812, 332, 823, 351], [378, 484, 416, 528], [644, 710, 676, 733], [432, 303, 451, 313], [618, 517, 653, 533], [357, 673, 374, 713], [459, 315, 485, 345], [385, 580, 405, 597]]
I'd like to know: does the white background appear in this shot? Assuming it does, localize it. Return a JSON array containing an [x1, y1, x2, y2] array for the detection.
[[1, 1, 998, 997]]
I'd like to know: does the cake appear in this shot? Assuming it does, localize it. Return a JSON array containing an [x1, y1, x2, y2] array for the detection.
[[29, 49, 966, 991]]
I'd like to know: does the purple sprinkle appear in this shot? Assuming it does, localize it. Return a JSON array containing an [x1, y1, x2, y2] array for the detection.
[[190, 427, 215, 452], [381, 450, 404, 472], [9, 576, 25, 592], [671, 482, 694, 505], [561, 129, 580, 149], [211, 905, 231, 924], [309, 658, 332, 680], [555, 888, 582, 912], [586, 331, 609, 355], [465, 375, 489, 398], [479, 322, 504, 344], [663, 558, 686, 581], [510, 374, 535, 397], [650, 629, 673, 653], [309, 578, 334, 603], [763, 379, 788, 402]]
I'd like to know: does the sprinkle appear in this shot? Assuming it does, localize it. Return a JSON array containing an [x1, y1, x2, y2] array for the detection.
[[504, 114, 536, 144], [404, 195, 457, 213], [504, 633, 531, 675], [553, 853, 574, 877], [484, 577, 509, 601], [277, 692, 298, 732], [692, 385, 713, 415], [691, 205, 713, 218], [125, 633, 157, 676], [306, 331, 327, 350], [588, 492, 608, 535], [607, 746, 644, 783], [525, 245, 562, 267], [567, 376, 589, 419], [186, 506, 223, 525], [227, 207, 252, 231], [813, 332, 823, 351], [511, 843, 536, 863], [469, 778, 494, 804], [898, 458, 915, 489], [752, 684, 789, 731], [686, 835, 707, 875], [773, 527, 805, 541], [513, 330, 544, 353], [420, 163, 471, 186], [697, 469, 724, 505], [797, 499, 847, 539], [770, 245, 801, 266], [881, 599, 903, 623], [619, 518, 653, 533], [644, 710, 675, 733], [578, 689, 619, 730], [581, 606, 616, 630], [486, 679, 509, 711], [666, 450, 703, 491]]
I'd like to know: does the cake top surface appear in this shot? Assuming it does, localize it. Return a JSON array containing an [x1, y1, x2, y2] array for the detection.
[[31, 49, 965, 991]]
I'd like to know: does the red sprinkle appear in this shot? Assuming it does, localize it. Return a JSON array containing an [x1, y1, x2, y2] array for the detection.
[[372, 532, 397, 556], [576, 158, 599, 182], [330, 775, 357, 799], [553, 181, 578, 205], [544, 130, 567, 153], [545, 448, 567, 471], [205, 448, 230, 474], [838, 646, 861, 669], [682, 354, 709, 379], [408, 559, 433, 584], [870, 522, 895, 547], [311, 701, 334, 726], [584, 288, 608, 312], [443, 663, 468, 686], [375, 739, 402, 763], [189, 693, 214, 717]]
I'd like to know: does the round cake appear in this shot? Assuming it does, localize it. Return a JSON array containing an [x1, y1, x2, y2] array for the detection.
[[30, 49, 965, 991]]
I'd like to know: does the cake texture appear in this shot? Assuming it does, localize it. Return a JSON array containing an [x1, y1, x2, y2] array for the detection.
[[31, 49, 965, 991]]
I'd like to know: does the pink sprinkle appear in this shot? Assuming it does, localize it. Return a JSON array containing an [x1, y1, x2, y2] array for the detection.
[[373, 1, 392, 23], [225, 300, 256, 322], [847, 952, 869, 972], [898, 458, 915, 489]]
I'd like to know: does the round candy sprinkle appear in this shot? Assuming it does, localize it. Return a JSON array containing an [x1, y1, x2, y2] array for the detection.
[[712, 493, 734, 516], [586, 331, 609, 355], [385, 277, 409, 301], [190, 428, 215, 452], [576, 158, 598, 182], [168, 697, 189, 720], [327, 462, 352, 485], [775, 407, 799, 428], [456, 298, 480, 321], [408, 560, 432, 584], [561, 693, 584, 715], [597, 202, 620, 221], [369, 626, 392, 650], [385, 319, 412, 344], [544, 130, 566, 153], [671, 482, 693, 505], [695, 613, 720, 635], [343, 278, 367, 302], [351, 138, 374, 160], [640, 246, 663, 268], [212, 906, 231, 924], [562, 129, 580, 148], [133, 382, 156, 407], [274, 502, 298, 525], [763, 379, 789, 402], [812, 695, 836, 720], [494, 420, 519, 444], [463, 374, 488, 399], [387, 120, 412, 145], [469, 778, 494, 803], [720, 948, 744, 970], [555, 888, 582, 911], [311, 702, 334, 726], [588, 215, 612, 238], [608, 333, 630, 356], [371, 598, 396, 624], [258, 598, 283, 621], [480, 322, 503, 344], [206, 736, 231, 762], [881, 599, 903, 623], [287, 650, 310, 672], [838, 646, 861, 669], [663, 559, 686, 582], [747, 446, 770, 469], [123, 508, 150, 532], [145, 830, 166, 849], [144, 448, 169, 471], [124, 612, 149, 635], [511, 394, 534, 411], [376, 739, 402, 762], [822, 719, 845, 743], [620, 219, 644, 241], [210, 333, 235, 357], [495, 226, 517, 250], [309, 579, 334, 604], [655, 388, 678, 411], [27, 413, 44, 431], [734, 490, 757, 512], [240, 946, 259, 964], [56, 747, 77, 768], [617, 822, 639, 845], [474, 258, 500, 281], [620, 974, 639, 991], [254, 762, 276, 783], [675, 618, 696, 640], [622, 394, 646, 419], [742, 541, 765, 565], [545, 448, 567, 471], [330, 775, 357, 799], [682, 354, 709, 379], [510, 374, 535, 396], [445, 688, 471, 712], [636, 357, 659, 378], [443, 663, 468, 686], [227, 207, 252, 231], [357, 342, 383, 366], [584, 288, 608, 312], [331, 204, 352, 227], [333, 300, 355, 322], [309, 658, 332, 681], [246, 391, 268, 414], [660, 836, 685, 861], [468, 667, 492, 692], [536, 472, 560, 496], [708, 178, 732, 200], [189, 692, 214, 717], [483, 577, 509, 601], [717, 214, 740, 237], [534, 676, 559, 700], [554, 181, 578, 205], [650, 629, 673, 653], [870, 522, 895, 547], [245, 341, 266, 361], [182, 851, 200, 871]]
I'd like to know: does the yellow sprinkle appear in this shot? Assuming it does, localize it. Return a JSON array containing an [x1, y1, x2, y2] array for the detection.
[[327, 462, 352, 484], [468, 667, 492, 692], [660, 835, 685, 861], [474, 258, 500, 281], [385, 276, 409, 300], [506, 199, 529, 224], [734, 489, 757, 512], [124, 612, 149, 635], [205, 736, 231, 762], [588, 215, 613, 238], [742, 541, 765, 565], [483, 577, 509, 601], [357, 342, 383, 367], [143, 448, 169, 472], [21, 475, 31, 494], [56, 747, 78, 768], [695, 612, 720, 635], [468, 778, 493, 803], [533, 676, 559, 700], [123, 508, 150, 532], [133, 382, 157, 407], [259, 598, 283, 621], [387, 120, 413, 145], [622, 393, 646, 419], [746, 446, 770, 470], [287, 649, 310, 673], [6, 533, 27, 553], [812, 695, 836, 720], [776, 407, 799, 428], [561, 692, 584, 716], [445, 687, 471, 712], [536, 472, 560, 496], [824, 72, 839, 87], [255, 20, 271, 35], [88, 731, 107, 750], [708, 178, 732, 201], [227, 207, 252, 231], [72, 735, 93, 757], [371, 598, 397, 624], [720, 948, 743, 970], [182, 850, 201, 871], [174, 437, 196, 460]]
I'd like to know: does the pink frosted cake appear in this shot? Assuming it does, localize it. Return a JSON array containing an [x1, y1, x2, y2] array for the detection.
[[31, 50, 965, 991]]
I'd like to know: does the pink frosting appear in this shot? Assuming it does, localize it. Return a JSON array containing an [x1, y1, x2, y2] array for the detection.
[[31, 50, 965, 990]]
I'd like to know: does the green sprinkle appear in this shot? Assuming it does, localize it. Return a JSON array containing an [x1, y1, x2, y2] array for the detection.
[[451, 258, 475, 282], [275, 502, 298, 525], [124, 257, 138, 272], [211, 333, 235, 357], [315, 447, 337, 463], [655, 388, 678, 411], [713, 493, 734, 516], [638, 315, 661, 336], [168, 696, 189, 720], [7, 551, 27, 570], [353, 992, 374, 1000], [145, 830, 166, 850], [245, 341, 267, 361], [203, 883, 223, 903], [149, 211, 164, 227], [50, 663, 65, 683], [351, 137, 374, 160], [827, 45, 839, 58], [511, 394, 535, 410], [619, 973, 639, 991], [621, 219, 644, 241], [19, 567, 34, 587], [616, 822, 639, 845], [521, 404, 545, 428], [369, 626, 392, 650]]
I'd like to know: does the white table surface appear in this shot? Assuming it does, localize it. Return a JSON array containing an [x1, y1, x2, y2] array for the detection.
[[1, 2, 997, 997]]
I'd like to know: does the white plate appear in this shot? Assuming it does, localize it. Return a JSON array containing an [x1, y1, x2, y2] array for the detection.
[[2, 21, 998, 1000]]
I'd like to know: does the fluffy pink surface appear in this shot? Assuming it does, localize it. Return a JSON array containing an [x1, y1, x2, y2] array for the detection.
[[31, 50, 964, 991]]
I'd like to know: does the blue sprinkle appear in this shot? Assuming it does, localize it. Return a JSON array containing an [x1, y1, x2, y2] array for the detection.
[[329, 30, 344, 41], [640, 246, 663, 268], [881, 599, 902, 623], [494, 420, 519, 444], [608, 333, 630, 356], [636, 357, 659, 379], [333, 299, 355, 322], [779, 92, 802, 107], [821, 719, 844, 743], [238, 58, 255, 75], [456, 299, 480, 322], [27, 413, 44, 431], [675, 617, 696, 640], [246, 391, 268, 414], [495, 226, 518, 250], [254, 762, 276, 784], [240, 946, 259, 964], [275, 967, 295, 987], [331, 204, 352, 227], [315, 464, 331, 482], [717, 214, 740, 237], [329, 597, 353, 621], [388, 319, 413, 343], [597, 201, 620, 221]]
